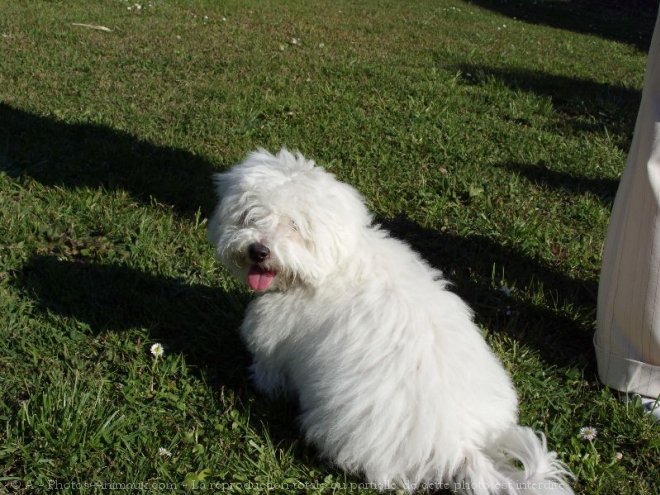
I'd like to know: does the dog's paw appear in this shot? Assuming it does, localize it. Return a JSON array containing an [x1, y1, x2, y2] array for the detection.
[[249, 361, 290, 399]]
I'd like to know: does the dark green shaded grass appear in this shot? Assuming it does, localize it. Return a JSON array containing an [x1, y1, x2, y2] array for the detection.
[[1, 1, 658, 493]]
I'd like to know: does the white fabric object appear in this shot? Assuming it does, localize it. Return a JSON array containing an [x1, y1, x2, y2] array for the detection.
[[596, 11, 660, 399]]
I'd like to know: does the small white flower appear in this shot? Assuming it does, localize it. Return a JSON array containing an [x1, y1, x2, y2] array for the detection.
[[579, 426, 597, 441], [150, 343, 164, 358], [290, 37, 299, 45], [615, 452, 623, 461], [158, 447, 172, 457]]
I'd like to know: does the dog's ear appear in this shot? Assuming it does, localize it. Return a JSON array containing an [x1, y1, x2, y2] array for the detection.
[[206, 204, 222, 248], [212, 171, 232, 200], [207, 172, 234, 249]]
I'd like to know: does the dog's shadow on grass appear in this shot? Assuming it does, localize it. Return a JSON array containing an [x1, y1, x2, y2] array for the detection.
[[15, 254, 315, 464], [380, 216, 596, 370], [17, 255, 251, 390]]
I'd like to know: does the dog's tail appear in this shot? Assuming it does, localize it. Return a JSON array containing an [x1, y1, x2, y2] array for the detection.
[[457, 426, 574, 495]]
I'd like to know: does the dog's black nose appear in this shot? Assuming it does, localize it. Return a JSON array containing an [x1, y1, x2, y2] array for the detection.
[[248, 242, 270, 263]]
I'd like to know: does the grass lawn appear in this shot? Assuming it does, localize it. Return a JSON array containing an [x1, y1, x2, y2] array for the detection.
[[1, 0, 658, 493]]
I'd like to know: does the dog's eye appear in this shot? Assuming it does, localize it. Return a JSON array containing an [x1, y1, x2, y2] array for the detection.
[[290, 220, 298, 232], [239, 210, 249, 225]]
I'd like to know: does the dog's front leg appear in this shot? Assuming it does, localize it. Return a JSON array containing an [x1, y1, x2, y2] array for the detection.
[[248, 357, 291, 399], [241, 296, 298, 399]]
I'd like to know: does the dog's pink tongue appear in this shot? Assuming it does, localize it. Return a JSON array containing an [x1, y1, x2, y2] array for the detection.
[[247, 265, 276, 292]]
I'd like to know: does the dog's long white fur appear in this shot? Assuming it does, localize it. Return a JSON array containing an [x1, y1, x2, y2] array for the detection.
[[208, 149, 574, 494]]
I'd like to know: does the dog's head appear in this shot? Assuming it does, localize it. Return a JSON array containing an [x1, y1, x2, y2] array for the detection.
[[208, 149, 372, 292]]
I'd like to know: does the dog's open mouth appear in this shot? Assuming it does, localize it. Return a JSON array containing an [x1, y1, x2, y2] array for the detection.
[[247, 264, 276, 292]]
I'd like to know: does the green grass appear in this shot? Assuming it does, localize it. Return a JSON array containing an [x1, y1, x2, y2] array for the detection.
[[1, 0, 658, 493]]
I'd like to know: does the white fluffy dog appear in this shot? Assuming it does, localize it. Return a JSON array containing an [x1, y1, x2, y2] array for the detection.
[[208, 149, 573, 494]]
